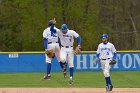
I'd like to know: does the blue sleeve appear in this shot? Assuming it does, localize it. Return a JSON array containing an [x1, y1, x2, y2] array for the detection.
[[44, 38, 48, 49], [50, 24, 56, 33], [96, 53, 100, 59], [113, 52, 117, 60], [77, 36, 81, 45]]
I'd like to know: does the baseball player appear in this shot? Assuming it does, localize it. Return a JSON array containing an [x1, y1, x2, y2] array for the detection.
[[42, 20, 67, 80], [50, 18, 81, 85], [95, 34, 117, 91]]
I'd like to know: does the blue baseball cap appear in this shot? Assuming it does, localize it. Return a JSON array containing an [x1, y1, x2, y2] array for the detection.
[[48, 20, 53, 26], [60, 24, 68, 32], [102, 34, 109, 39]]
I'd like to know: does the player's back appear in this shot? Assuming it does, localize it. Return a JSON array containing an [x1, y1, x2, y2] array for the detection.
[[43, 27, 59, 43]]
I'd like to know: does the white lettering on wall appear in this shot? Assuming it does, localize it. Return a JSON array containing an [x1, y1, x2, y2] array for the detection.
[[122, 54, 132, 68], [113, 54, 120, 68], [133, 54, 140, 68], [76, 54, 87, 69], [89, 54, 99, 69], [9, 54, 19, 58], [75, 53, 140, 70]]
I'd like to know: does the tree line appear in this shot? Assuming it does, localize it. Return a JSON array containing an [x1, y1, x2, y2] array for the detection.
[[0, 0, 140, 52]]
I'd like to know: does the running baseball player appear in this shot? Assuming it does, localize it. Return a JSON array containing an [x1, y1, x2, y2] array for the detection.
[[42, 20, 67, 80], [51, 18, 81, 85], [95, 34, 117, 91]]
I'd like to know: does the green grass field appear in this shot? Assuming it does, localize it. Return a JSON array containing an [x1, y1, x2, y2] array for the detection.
[[0, 71, 140, 88]]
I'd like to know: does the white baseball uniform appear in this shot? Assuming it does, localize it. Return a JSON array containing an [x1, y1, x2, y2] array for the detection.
[[43, 27, 60, 63], [96, 42, 116, 77], [54, 29, 79, 68]]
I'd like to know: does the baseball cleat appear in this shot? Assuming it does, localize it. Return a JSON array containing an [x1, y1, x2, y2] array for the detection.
[[62, 64, 67, 78], [63, 64, 67, 72], [106, 85, 113, 91], [109, 85, 113, 91], [63, 72, 67, 78], [106, 86, 110, 91], [69, 79, 74, 85], [41, 76, 51, 80]]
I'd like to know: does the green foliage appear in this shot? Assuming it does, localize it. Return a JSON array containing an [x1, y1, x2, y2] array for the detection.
[[0, 0, 140, 51]]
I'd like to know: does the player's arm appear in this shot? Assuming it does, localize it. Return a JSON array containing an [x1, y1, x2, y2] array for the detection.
[[50, 24, 57, 33], [73, 31, 81, 46], [72, 31, 81, 54], [43, 30, 49, 51], [43, 37, 55, 58], [77, 35, 81, 46], [112, 52, 117, 60], [50, 18, 60, 33], [73, 34, 81, 55], [50, 17, 56, 33], [111, 44, 117, 60], [44, 38, 48, 50], [96, 54, 100, 62], [96, 45, 100, 62]]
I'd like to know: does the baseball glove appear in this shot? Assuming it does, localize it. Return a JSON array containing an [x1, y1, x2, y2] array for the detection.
[[74, 46, 81, 55], [109, 60, 117, 65], [45, 50, 55, 58]]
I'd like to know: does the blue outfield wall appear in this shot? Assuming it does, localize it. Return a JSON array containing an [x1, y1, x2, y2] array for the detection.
[[0, 51, 140, 72]]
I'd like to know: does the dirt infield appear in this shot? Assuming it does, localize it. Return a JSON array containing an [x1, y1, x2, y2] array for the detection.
[[0, 88, 140, 93]]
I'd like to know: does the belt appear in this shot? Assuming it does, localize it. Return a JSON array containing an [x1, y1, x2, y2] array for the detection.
[[62, 46, 73, 48], [101, 58, 110, 60], [48, 42, 58, 44]]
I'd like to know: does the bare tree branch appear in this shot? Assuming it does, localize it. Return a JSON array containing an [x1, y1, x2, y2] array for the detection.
[[129, 13, 137, 32]]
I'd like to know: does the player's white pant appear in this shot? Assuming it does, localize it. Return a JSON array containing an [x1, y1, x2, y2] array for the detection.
[[45, 43, 60, 63], [100, 59, 111, 77], [60, 46, 74, 68]]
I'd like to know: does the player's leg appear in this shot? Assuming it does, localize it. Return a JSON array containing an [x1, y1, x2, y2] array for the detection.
[[102, 60, 113, 91], [105, 60, 113, 91], [55, 44, 67, 77], [60, 61, 67, 78], [60, 47, 67, 77], [42, 54, 52, 80], [54, 44, 62, 67], [55, 44, 67, 70], [67, 48, 74, 85], [101, 60, 109, 91], [60, 47, 67, 62], [42, 44, 55, 80]]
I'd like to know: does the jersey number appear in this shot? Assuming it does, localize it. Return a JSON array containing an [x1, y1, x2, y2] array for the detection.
[[51, 33, 57, 37], [107, 51, 109, 55], [69, 36, 72, 42]]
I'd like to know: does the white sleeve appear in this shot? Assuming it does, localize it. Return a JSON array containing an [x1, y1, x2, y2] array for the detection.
[[96, 45, 100, 54], [111, 44, 116, 53], [73, 31, 79, 38], [43, 30, 47, 38], [54, 27, 61, 34]]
